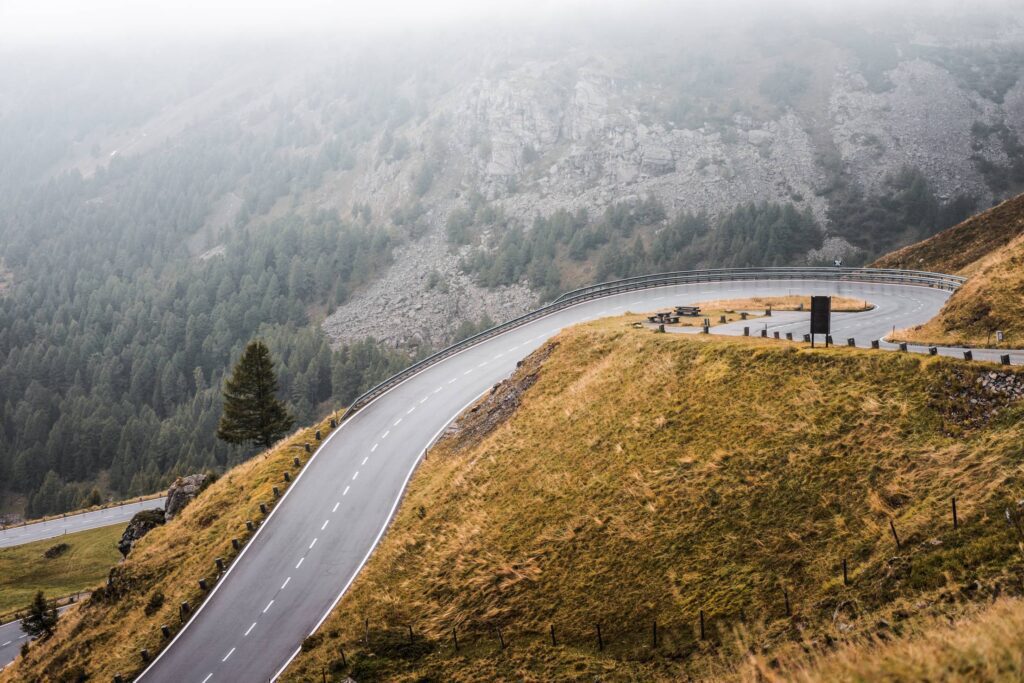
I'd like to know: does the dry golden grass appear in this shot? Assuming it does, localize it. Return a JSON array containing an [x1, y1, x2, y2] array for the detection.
[[283, 323, 1024, 682], [875, 192, 1024, 348], [1, 412, 341, 682], [694, 295, 872, 313]]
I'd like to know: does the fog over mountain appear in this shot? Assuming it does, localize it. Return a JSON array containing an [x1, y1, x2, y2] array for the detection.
[[0, 0, 1022, 516]]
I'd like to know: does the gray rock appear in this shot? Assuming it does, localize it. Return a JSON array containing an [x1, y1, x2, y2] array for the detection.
[[165, 473, 210, 520]]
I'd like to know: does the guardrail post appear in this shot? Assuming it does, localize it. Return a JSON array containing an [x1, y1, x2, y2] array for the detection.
[[871, 340, 880, 349], [773, 331, 780, 339], [761, 329, 767, 338], [963, 350, 973, 361], [803, 334, 811, 343], [259, 503, 268, 515], [929, 347, 938, 356], [161, 624, 171, 639], [215, 558, 225, 572], [293, 456, 301, 467], [785, 332, 793, 341], [1001, 354, 1011, 365], [284, 472, 291, 482], [315, 430, 322, 441], [231, 538, 240, 551], [898, 343, 908, 352], [198, 578, 208, 591], [743, 327, 749, 337], [246, 520, 255, 532], [272, 486, 280, 498], [304, 444, 311, 453], [330, 418, 337, 429], [847, 338, 855, 347]]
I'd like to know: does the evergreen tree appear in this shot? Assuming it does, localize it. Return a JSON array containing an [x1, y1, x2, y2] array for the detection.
[[21, 591, 59, 640], [216, 341, 294, 448]]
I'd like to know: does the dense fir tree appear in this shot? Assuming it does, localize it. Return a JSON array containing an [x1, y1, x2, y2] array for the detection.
[[217, 341, 294, 448], [21, 591, 59, 640]]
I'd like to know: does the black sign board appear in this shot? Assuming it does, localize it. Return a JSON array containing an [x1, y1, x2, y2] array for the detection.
[[810, 296, 831, 346]]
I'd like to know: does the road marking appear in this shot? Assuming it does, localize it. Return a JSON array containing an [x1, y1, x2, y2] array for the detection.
[[477, 361, 488, 368], [309, 538, 318, 549], [295, 557, 304, 569], [343, 486, 350, 496], [371, 443, 378, 452], [495, 353, 504, 359], [321, 519, 330, 530], [434, 386, 442, 393], [1, 641, 10, 647], [382, 430, 390, 439], [263, 600, 274, 613], [406, 406, 416, 414], [222, 648, 235, 662], [463, 369, 473, 375], [419, 396, 428, 404], [332, 502, 339, 513], [282, 577, 291, 590], [394, 418, 402, 426], [361, 456, 368, 465], [448, 378, 457, 384], [202, 674, 213, 683], [352, 471, 359, 480], [244, 622, 256, 637]]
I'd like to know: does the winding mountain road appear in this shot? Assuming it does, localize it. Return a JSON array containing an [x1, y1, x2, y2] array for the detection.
[[133, 276, 1015, 682], [0, 499, 161, 550]]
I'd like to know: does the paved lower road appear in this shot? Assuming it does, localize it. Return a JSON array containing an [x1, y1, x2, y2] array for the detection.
[[135, 277, 1011, 683], [0, 619, 29, 670], [0, 498, 162, 550]]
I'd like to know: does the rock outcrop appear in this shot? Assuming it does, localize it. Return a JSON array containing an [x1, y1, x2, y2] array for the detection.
[[117, 508, 166, 558], [164, 473, 210, 520]]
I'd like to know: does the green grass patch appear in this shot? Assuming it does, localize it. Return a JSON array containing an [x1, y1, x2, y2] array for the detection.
[[0, 524, 124, 614]]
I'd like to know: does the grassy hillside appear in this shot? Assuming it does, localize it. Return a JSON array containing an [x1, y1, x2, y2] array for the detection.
[[0, 524, 123, 615], [873, 192, 1024, 347], [0, 413, 339, 682], [284, 321, 1024, 682]]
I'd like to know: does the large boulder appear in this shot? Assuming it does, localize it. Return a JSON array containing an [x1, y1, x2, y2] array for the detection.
[[164, 473, 210, 520], [117, 508, 166, 557]]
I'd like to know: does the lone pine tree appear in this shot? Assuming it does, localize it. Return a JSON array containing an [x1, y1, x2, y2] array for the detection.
[[21, 591, 59, 640], [217, 341, 295, 448]]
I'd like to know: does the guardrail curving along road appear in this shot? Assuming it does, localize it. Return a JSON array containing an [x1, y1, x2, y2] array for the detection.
[[134, 269, 1013, 683]]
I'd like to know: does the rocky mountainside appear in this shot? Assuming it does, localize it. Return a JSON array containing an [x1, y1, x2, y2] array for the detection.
[[6, 6, 1024, 349]]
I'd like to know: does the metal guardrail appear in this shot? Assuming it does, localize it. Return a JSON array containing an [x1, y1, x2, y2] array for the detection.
[[341, 267, 965, 418]]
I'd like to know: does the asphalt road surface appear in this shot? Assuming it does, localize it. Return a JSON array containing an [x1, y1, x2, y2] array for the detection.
[[129, 279, 1015, 682], [0, 619, 29, 670], [0, 498, 162, 550]]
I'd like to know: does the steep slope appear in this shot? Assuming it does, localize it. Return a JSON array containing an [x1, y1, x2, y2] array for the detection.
[[874, 192, 1024, 346], [285, 322, 1024, 682]]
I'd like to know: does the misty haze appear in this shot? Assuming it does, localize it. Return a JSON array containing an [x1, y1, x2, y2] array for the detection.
[[1, 1, 1024, 681]]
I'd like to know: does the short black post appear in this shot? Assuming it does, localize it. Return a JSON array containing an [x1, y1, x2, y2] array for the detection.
[[550, 623, 556, 646], [595, 624, 603, 652], [699, 609, 705, 640], [215, 557, 225, 572], [1001, 354, 1012, 365], [761, 329, 767, 338], [330, 418, 337, 429], [259, 503, 268, 515], [304, 444, 311, 454], [899, 342, 908, 352], [453, 628, 459, 651], [140, 649, 150, 663], [161, 624, 171, 639], [231, 538, 240, 551], [272, 486, 280, 498], [294, 456, 302, 467], [765, 306, 772, 317], [743, 326, 750, 337], [871, 339, 880, 349], [928, 347, 938, 356], [719, 315, 727, 324], [246, 520, 255, 532], [114, 676, 123, 683], [964, 350, 973, 361], [364, 618, 369, 645], [315, 430, 322, 441], [803, 333, 811, 343], [783, 587, 791, 617], [773, 331, 780, 339], [786, 332, 793, 341], [952, 496, 959, 530], [842, 558, 849, 586], [826, 335, 833, 346], [847, 338, 855, 347], [890, 518, 901, 549], [180, 601, 191, 619], [284, 472, 291, 482], [652, 619, 658, 647], [198, 578, 208, 591]]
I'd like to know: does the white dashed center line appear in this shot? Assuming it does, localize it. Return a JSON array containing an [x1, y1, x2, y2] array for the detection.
[[477, 361, 488, 368], [433, 387, 442, 394], [406, 406, 416, 414], [394, 418, 402, 426], [295, 557, 304, 569], [321, 519, 330, 530], [309, 538, 318, 550], [332, 502, 339, 513], [382, 430, 390, 439], [244, 622, 256, 637], [343, 486, 350, 496], [263, 600, 274, 613], [281, 577, 291, 590], [352, 471, 359, 481], [202, 674, 213, 683], [419, 396, 428, 404], [448, 378, 457, 384], [371, 443, 378, 452], [361, 456, 368, 465], [463, 369, 473, 375], [223, 648, 235, 662]]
